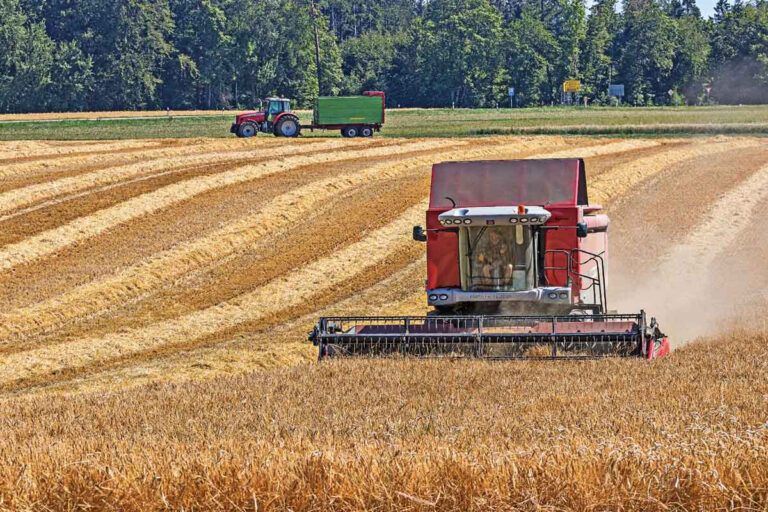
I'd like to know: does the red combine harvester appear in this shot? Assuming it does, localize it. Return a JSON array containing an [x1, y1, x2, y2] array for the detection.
[[309, 159, 670, 360]]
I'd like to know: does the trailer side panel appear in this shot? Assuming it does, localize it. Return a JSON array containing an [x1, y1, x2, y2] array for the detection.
[[315, 95, 384, 125]]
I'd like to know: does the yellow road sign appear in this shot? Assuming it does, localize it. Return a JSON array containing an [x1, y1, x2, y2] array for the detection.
[[563, 80, 581, 93]]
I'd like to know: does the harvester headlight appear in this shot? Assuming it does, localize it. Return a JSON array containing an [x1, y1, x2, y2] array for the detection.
[[439, 294, 449, 300], [509, 218, 518, 224], [463, 219, 471, 224], [548, 292, 558, 299], [520, 218, 528, 223], [443, 219, 452, 225], [429, 294, 438, 301], [540, 216, 548, 223], [558, 292, 568, 299]]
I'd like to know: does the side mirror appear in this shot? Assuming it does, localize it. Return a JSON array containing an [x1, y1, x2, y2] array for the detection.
[[576, 221, 588, 238], [412, 225, 427, 242]]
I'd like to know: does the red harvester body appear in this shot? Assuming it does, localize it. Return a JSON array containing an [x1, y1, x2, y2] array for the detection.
[[309, 159, 669, 360]]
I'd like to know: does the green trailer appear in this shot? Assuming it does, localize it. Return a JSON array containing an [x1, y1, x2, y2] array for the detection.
[[310, 91, 385, 137]]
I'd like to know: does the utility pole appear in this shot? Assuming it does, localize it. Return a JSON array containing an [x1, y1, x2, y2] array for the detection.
[[310, 0, 323, 96]]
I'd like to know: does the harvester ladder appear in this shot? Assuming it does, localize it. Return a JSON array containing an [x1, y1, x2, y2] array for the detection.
[[544, 248, 608, 313]]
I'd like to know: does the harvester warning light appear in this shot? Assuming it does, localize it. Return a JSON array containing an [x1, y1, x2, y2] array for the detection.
[[517, 205, 527, 214]]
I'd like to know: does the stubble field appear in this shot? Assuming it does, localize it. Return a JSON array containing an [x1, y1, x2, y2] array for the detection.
[[0, 134, 767, 510]]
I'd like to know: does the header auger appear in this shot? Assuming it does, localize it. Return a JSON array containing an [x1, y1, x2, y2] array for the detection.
[[309, 159, 670, 360]]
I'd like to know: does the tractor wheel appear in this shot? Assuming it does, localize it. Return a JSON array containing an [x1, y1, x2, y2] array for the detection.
[[237, 122, 258, 138], [360, 126, 373, 137], [275, 115, 300, 137], [341, 126, 359, 138]]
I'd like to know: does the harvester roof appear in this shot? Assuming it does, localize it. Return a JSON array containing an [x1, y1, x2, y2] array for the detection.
[[429, 159, 588, 209]]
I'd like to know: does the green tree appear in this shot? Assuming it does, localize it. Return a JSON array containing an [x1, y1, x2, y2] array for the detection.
[[710, 0, 768, 103], [45, 40, 94, 111], [504, 6, 560, 106], [618, 0, 677, 104], [38, 0, 174, 110], [387, 27, 428, 106], [670, 13, 710, 103], [162, 0, 232, 109], [340, 31, 397, 94], [0, 0, 53, 112], [582, 0, 618, 102], [225, 0, 341, 108], [550, 0, 587, 103], [714, 0, 730, 21], [396, 0, 507, 107]]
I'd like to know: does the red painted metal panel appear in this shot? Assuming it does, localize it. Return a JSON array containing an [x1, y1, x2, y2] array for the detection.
[[236, 111, 265, 124], [272, 111, 293, 124], [425, 209, 460, 289], [543, 207, 579, 291], [584, 214, 609, 232], [430, 160, 585, 209]]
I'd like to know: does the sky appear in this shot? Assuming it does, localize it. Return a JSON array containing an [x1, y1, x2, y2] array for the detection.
[[694, 0, 717, 17], [588, 0, 718, 17]]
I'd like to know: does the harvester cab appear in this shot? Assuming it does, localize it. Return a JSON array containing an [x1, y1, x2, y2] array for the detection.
[[417, 160, 604, 316], [309, 159, 670, 360]]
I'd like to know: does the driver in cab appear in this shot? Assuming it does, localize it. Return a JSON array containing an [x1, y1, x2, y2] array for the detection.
[[477, 229, 513, 287]]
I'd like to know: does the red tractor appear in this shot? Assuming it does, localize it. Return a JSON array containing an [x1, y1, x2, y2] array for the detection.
[[231, 97, 301, 138]]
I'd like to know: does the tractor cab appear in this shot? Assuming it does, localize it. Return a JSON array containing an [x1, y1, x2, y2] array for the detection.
[[265, 98, 291, 120]]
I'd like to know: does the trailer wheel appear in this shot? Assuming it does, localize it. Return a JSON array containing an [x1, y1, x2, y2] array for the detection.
[[341, 126, 359, 138], [360, 126, 373, 137], [275, 115, 301, 137], [237, 122, 258, 138]]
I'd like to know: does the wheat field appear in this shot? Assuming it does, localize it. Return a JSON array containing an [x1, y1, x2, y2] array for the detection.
[[0, 135, 767, 510]]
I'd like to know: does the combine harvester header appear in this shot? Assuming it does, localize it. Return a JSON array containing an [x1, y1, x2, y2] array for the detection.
[[310, 159, 670, 360]]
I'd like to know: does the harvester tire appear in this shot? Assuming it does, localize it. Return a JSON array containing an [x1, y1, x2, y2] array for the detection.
[[341, 126, 359, 138], [275, 115, 301, 137], [237, 122, 258, 138], [360, 126, 373, 137]]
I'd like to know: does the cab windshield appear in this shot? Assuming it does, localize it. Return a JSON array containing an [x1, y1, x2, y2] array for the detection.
[[463, 226, 534, 291], [267, 100, 286, 116]]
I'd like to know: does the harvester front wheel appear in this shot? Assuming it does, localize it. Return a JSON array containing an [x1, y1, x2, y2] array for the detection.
[[341, 126, 359, 138], [237, 122, 258, 138], [275, 115, 301, 137], [360, 126, 373, 137]]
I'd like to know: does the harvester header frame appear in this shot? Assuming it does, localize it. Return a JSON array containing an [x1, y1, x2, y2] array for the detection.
[[310, 311, 667, 360]]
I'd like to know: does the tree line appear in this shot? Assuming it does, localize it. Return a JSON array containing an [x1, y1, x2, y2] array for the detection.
[[1, 0, 766, 112]]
